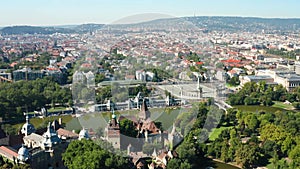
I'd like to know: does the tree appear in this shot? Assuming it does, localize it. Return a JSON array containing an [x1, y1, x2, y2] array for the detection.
[[62, 140, 129, 169], [270, 149, 279, 169], [168, 159, 191, 169], [228, 76, 240, 86], [244, 114, 259, 132], [235, 144, 260, 169], [176, 141, 196, 162], [288, 145, 300, 168], [119, 119, 138, 138], [220, 141, 230, 162], [260, 124, 288, 148], [292, 102, 300, 109]]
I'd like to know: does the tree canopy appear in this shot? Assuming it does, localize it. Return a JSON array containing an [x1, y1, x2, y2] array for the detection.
[[62, 139, 129, 169]]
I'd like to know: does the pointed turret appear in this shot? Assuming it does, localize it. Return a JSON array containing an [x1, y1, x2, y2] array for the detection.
[[105, 108, 120, 149], [21, 114, 35, 136], [139, 99, 150, 121], [42, 122, 61, 152], [110, 108, 118, 127]]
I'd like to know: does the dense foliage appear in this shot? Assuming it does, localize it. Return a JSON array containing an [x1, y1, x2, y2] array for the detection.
[[205, 108, 300, 169], [95, 84, 150, 104], [62, 139, 129, 169], [172, 86, 300, 168], [0, 79, 72, 120], [227, 81, 300, 106], [267, 49, 300, 60]]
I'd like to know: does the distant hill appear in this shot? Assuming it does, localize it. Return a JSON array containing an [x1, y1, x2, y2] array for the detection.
[[0, 24, 104, 35], [184, 16, 300, 32], [73, 24, 104, 32], [1, 17, 300, 35], [103, 16, 300, 33], [0, 26, 74, 35]]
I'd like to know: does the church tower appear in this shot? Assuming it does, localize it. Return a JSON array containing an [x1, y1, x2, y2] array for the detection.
[[105, 109, 121, 149], [139, 99, 151, 121], [42, 122, 61, 152]]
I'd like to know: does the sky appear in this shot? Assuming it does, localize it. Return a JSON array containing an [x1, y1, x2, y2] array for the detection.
[[1, 0, 300, 26]]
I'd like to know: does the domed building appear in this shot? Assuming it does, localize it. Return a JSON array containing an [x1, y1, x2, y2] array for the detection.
[[78, 128, 90, 140], [21, 115, 35, 136]]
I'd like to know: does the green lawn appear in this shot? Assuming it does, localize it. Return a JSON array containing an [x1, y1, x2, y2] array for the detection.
[[13, 115, 74, 131], [272, 101, 295, 110], [266, 162, 274, 169], [209, 126, 233, 141], [233, 105, 286, 113], [48, 107, 70, 112], [155, 108, 181, 131]]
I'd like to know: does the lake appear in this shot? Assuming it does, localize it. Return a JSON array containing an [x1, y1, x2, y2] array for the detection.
[[199, 158, 240, 169]]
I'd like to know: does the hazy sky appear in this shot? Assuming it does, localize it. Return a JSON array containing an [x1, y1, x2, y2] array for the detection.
[[1, 0, 300, 26]]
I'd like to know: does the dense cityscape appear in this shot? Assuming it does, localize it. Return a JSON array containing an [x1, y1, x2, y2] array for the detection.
[[0, 2, 300, 169]]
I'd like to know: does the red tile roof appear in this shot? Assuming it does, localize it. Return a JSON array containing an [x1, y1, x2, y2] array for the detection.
[[222, 59, 241, 63], [196, 61, 204, 65], [0, 146, 18, 160], [57, 128, 78, 139]]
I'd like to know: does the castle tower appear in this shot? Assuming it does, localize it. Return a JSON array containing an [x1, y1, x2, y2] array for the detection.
[[21, 114, 36, 136], [139, 99, 151, 121], [42, 122, 61, 152], [105, 109, 120, 149]]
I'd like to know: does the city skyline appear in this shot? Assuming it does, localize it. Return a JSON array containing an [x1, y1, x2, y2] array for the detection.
[[1, 0, 300, 26]]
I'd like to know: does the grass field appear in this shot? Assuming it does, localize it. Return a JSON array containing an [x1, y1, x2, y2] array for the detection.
[[209, 126, 233, 141], [272, 101, 295, 110], [13, 115, 74, 131], [47, 107, 70, 112], [233, 105, 286, 113]]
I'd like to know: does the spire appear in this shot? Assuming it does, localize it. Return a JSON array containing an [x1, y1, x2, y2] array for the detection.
[[25, 114, 29, 124], [42, 121, 61, 152], [139, 99, 150, 120], [110, 108, 118, 127], [21, 113, 35, 136]]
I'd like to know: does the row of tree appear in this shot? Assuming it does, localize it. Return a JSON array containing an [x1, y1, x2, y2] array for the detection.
[[95, 83, 151, 104], [267, 49, 300, 60], [0, 78, 72, 120], [227, 81, 300, 106]]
